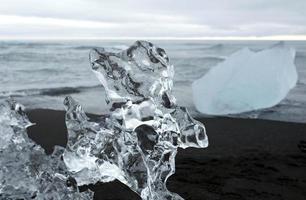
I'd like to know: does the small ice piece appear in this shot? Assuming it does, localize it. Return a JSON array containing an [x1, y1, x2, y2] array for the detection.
[[64, 41, 208, 200], [0, 99, 93, 199], [192, 43, 298, 115]]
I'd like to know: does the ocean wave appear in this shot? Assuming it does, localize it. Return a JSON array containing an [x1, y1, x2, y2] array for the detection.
[[201, 56, 226, 61], [0, 85, 102, 98], [173, 43, 226, 52], [174, 56, 225, 63], [270, 41, 285, 48], [0, 52, 54, 62], [0, 78, 194, 98], [72, 45, 100, 50], [0, 44, 9, 49], [180, 42, 206, 46], [14, 68, 59, 74], [112, 45, 129, 50], [0, 42, 61, 48], [206, 44, 224, 50], [296, 51, 306, 58], [72, 44, 128, 51]]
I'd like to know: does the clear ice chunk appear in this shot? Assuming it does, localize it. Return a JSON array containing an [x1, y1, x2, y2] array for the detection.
[[0, 99, 93, 200], [63, 41, 208, 200], [192, 43, 298, 115]]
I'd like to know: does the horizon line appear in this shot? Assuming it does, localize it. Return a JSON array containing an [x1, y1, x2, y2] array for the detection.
[[0, 35, 306, 41]]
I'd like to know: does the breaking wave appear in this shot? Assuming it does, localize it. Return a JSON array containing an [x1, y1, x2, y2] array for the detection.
[[0, 85, 101, 98]]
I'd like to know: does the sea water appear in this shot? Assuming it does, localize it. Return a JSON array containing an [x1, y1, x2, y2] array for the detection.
[[0, 40, 305, 123]]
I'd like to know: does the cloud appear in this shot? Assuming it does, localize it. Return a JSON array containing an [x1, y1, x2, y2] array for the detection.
[[0, 0, 305, 39]]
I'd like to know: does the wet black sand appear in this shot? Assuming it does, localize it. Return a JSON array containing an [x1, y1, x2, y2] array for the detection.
[[26, 109, 306, 200]]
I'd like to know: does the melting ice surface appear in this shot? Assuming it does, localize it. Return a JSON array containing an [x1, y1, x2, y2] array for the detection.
[[0, 99, 93, 199], [192, 43, 298, 115], [63, 41, 208, 200]]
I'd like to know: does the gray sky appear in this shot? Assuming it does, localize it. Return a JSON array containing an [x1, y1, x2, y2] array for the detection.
[[0, 0, 305, 39]]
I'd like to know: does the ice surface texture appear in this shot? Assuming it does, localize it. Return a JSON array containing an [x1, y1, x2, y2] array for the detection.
[[192, 43, 298, 115], [0, 99, 93, 199], [63, 41, 208, 200]]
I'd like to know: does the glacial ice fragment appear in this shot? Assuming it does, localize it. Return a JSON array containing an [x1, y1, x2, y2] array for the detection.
[[63, 41, 208, 200], [192, 43, 298, 115], [0, 99, 93, 200]]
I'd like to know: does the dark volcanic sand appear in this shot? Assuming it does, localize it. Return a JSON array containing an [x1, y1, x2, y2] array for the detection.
[[26, 109, 306, 200]]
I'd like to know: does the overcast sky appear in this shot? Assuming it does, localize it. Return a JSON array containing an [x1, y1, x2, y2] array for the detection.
[[0, 0, 305, 39]]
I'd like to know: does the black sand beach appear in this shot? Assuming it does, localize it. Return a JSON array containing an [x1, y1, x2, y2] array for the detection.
[[26, 109, 306, 200]]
